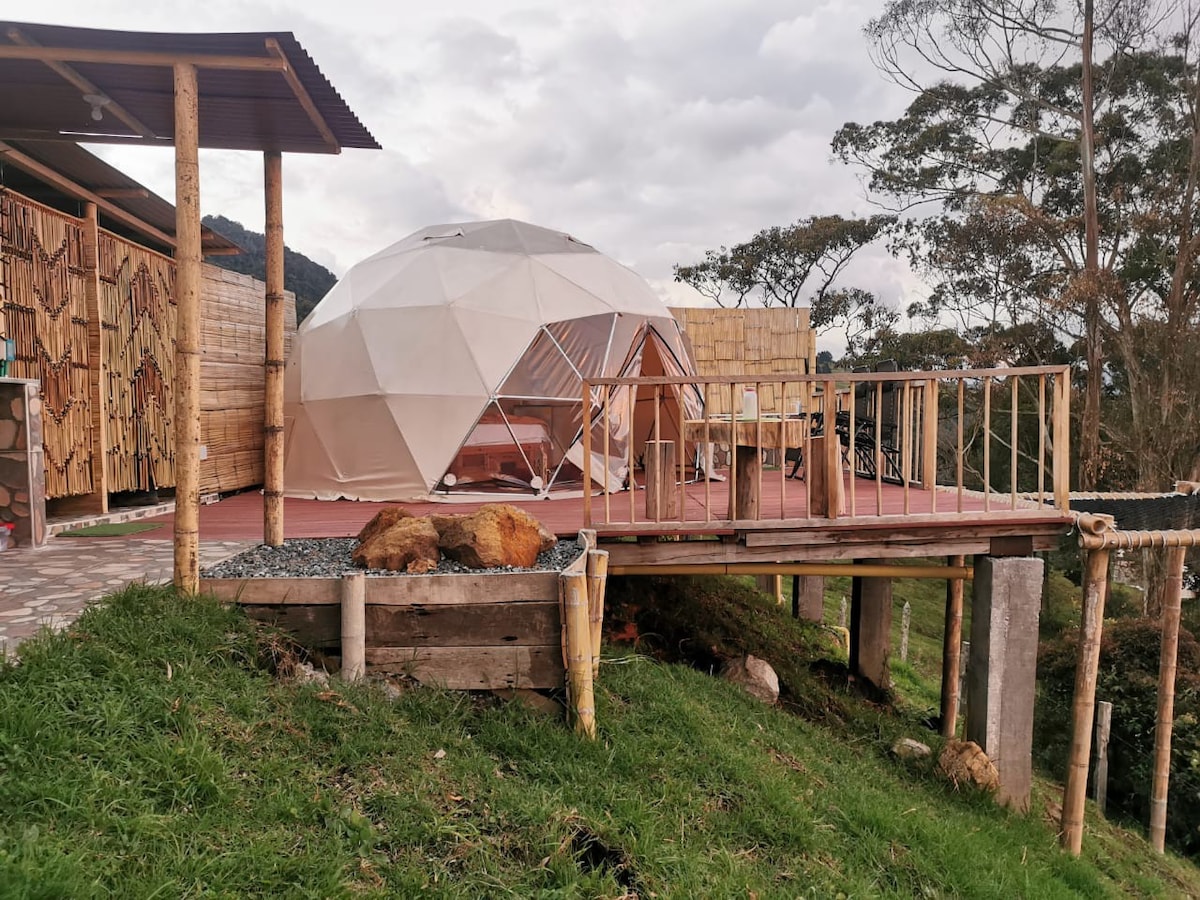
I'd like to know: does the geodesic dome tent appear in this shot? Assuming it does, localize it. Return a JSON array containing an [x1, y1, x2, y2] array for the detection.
[[283, 219, 702, 501]]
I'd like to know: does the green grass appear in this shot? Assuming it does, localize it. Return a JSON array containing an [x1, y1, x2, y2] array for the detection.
[[56, 521, 164, 537], [0, 583, 1197, 897]]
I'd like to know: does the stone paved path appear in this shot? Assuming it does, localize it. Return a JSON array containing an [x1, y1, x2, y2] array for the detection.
[[0, 538, 251, 658]]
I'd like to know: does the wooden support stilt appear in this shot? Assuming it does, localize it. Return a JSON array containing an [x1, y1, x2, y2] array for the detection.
[[1150, 546, 1187, 853], [562, 570, 596, 738], [586, 548, 609, 679], [172, 62, 202, 594], [340, 572, 366, 682], [263, 150, 285, 547], [940, 554, 965, 739], [1061, 546, 1111, 855]]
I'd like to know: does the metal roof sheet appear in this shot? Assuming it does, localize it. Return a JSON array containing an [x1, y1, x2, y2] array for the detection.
[[0, 21, 379, 154]]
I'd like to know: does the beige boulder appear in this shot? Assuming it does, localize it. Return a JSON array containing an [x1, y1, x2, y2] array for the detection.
[[435, 504, 556, 569], [356, 506, 415, 545], [353, 516, 440, 574], [720, 654, 780, 705], [937, 739, 999, 793]]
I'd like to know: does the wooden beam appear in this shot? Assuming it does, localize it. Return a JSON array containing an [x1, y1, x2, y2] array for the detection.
[[611, 562, 974, 579], [95, 188, 151, 199], [0, 141, 178, 249], [0, 44, 288, 71], [173, 62, 202, 595], [264, 38, 341, 153], [263, 150, 285, 546], [5, 27, 157, 139]]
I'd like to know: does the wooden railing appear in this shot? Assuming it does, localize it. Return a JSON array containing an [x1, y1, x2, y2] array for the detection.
[[581, 366, 1070, 529]]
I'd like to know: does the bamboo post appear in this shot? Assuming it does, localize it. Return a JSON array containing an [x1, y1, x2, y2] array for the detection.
[[586, 548, 609, 679], [263, 151, 285, 547], [1150, 545, 1187, 853], [940, 555, 965, 739], [644, 440, 676, 520], [340, 571, 366, 682], [1061, 546, 1111, 855], [562, 570, 596, 738], [81, 201, 108, 513], [1093, 700, 1112, 815], [923, 378, 938, 509], [582, 379, 593, 526], [1053, 370, 1070, 511], [900, 601, 911, 662], [172, 62, 202, 595]]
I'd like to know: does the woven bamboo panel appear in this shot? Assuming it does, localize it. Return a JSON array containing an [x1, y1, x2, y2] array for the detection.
[[0, 189, 93, 497], [670, 307, 816, 416], [198, 266, 297, 495], [100, 231, 177, 494]]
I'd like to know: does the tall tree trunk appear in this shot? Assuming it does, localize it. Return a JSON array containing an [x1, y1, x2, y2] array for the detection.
[[1078, 0, 1103, 490]]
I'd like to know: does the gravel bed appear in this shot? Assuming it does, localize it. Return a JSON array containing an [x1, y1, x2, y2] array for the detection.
[[201, 538, 583, 579]]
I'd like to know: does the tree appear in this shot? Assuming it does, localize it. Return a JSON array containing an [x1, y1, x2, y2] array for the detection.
[[674, 215, 898, 355], [836, 1, 1200, 492]]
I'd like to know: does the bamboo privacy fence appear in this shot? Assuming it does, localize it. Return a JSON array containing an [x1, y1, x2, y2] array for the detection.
[[0, 188, 93, 498], [0, 184, 296, 501]]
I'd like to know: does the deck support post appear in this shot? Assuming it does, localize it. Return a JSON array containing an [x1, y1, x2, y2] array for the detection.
[[940, 555, 966, 738], [172, 61, 202, 594], [968, 555, 1043, 813], [340, 572, 366, 682], [792, 575, 824, 621], [849, 560, 892, 691]]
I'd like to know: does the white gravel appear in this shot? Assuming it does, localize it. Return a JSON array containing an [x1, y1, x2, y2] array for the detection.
[[201, 537, 583, 579]]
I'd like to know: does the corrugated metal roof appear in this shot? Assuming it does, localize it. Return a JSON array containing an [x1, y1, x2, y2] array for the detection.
[[0, 21, 379, 154], [0, 139, 239, 253]]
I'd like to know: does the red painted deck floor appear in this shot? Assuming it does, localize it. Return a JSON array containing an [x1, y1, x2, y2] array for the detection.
[[130, 471, 1060, 542]]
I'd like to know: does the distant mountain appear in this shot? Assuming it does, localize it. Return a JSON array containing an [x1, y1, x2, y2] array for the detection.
[[202, 215, 337, 323]]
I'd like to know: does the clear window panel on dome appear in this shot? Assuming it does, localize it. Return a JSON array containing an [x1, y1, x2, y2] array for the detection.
[[545, 314, 616, 379], [497, 328, 580, 400], [441, 401, 541, 492]]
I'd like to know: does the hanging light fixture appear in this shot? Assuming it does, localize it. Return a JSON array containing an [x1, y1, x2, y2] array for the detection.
[[82, 93, 111, 122]]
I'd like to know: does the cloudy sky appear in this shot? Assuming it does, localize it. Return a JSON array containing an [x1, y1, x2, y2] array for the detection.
[[31, 0, 920, 349]]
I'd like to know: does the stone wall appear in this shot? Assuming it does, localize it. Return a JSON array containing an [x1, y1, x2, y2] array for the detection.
[[0, 378, 46, 548]]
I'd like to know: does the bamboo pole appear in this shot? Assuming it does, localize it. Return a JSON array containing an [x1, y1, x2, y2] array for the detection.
[[82, 201, 108, 513], [1149, 545, 1187, 853], [582, 379, 593, 526], [1053, 371, 1070, 511], [940, 554, 965, 739], [562, 570, 596, 738], [1061, 546, 1111, 855], [172, 62, 202, 594], [587, 548, 609, 679], [263, 151, 285, 547], [340, 571, 366, 682], [924, 378, 938, 511]]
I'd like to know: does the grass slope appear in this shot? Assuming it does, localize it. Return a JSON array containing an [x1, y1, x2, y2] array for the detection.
[[0, 584, 1197, 897]]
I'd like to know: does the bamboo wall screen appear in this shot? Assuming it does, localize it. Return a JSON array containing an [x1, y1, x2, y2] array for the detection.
[[99, 231, 177, 494], [0, 189, 94, 498], [668, 306, 817, 415]]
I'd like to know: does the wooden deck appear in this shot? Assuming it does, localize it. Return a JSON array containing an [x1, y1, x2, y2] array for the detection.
[[123, 470, 1071, 566]]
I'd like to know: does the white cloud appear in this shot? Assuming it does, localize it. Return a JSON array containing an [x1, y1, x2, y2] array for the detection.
[[30, 0, 916, 351]]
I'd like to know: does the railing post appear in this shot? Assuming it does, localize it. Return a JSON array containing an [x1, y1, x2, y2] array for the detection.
[[582, 379, 592, 527], [1053, 368, 1070, 511]]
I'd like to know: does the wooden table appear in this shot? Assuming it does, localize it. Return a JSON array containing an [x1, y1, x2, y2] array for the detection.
[[684, 416, 841, 520]]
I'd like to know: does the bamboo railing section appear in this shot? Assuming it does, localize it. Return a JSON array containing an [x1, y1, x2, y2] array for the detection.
[[581, 366, 1071, 529]]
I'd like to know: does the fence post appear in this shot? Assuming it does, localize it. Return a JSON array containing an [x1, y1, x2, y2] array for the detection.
[[340, 572, 366, 682], [900, 601, 911, 663], [1093, 700, 1112, 815]]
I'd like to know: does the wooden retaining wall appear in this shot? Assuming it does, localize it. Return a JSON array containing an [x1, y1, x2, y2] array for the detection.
[[0, 185, 296, 504], [201, 572, 566, 690]]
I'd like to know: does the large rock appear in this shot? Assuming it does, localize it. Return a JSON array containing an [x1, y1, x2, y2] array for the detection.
[[891, 737, 932, 761], [356, 506, 415, 544], [434, 504, 556, 569], [720, 654, 779, 704], [353, 516, 440, 574], [937, 739, 1000, 793]]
